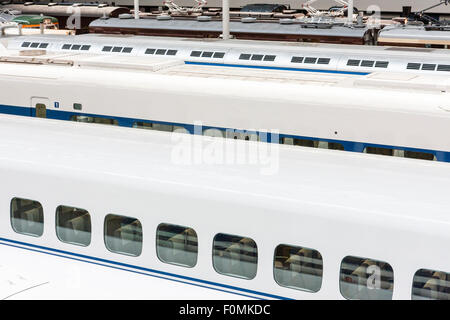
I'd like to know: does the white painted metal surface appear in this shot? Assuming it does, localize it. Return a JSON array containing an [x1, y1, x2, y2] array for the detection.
[[0, 114, 449, 299]]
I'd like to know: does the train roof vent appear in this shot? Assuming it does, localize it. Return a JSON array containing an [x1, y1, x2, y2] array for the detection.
[[241, 17, 257, 23], [375, 61, 389, 68], [407, 63, 421, 70], [437, 64, 450, 72], [347, 59, 360, 66], [197, 16, 212, 22], [421, 64, 436, 71]]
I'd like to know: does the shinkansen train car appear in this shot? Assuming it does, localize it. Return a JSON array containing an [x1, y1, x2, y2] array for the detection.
[[378, 24, 450, 49], [0, 114, 449, 299], [0, 46, 449, 164], [5, 33, 450, 75]]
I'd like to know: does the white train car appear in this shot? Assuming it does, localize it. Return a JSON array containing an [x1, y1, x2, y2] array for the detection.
[[0, 47, 449, 163], [0, 114, 449, 299], [6, 33, 450, 74]]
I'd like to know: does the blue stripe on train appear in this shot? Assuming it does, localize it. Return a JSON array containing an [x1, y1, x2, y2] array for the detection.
[[1, 104, 450, 162], [0, 237, 290, 300], [184, 61, 372, 76]]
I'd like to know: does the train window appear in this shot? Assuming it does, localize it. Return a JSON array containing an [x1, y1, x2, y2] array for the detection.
[[190, 51, 202, 57], [304, 57, 317, 64], [251, 54, 264, 61], [347, 59, 361, 66], [201, 51, 214, 58], [81, 45, 90, 51], [213, 233, 257, 280], [291, 56, 304, 63], [317, 58, 331, 65], [30, 43, 39, 48], [56, 206, 91, 247], [104, 214, 142, 257], [340, 256, 394, 300], [39, 43, 48, 49], [11, 198, 44, 237], [407, 63, 421, 70], [70, 115, 119, 126], [263, 55, 276, 62], [122, 47, 133, 53], [102, 46, 112, 52], [421, 64, 436, 71], [156, 223, 198, 268], [213, 52, 225, 58], [412, 269, 450, 300], [375, 61, 389, 68], [404, 150, 436, 161], [21, 42, 31, 48], [156, 49, 167, 55], [132, 121, 187, 133], [361, 60, 375, 67], [281, 138, 344, 151], [145, 48, 156, 55], [365, 146, 394, 156], [166, 49, 178, 56], [71, 45, 81, 50], [239, 54, 251, 60], [112, 46, 123, 53], [437, 64, 450, 72], [274, 244, 323, 293], [73, 103, 82, 111], [62, 44, 71, 50]]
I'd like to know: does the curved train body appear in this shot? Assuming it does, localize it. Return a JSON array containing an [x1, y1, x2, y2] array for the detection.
[[0, 44, 449, 163], [6, 34, 450, 75], [0, 114, 449, 299]]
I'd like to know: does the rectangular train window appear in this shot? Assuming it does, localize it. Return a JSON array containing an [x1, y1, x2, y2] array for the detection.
[[132, 122, 188, 134], [190, 51, 202, 57], [347, 59, 361, 66], [56, 205, 91, 247], [281, 138, 344, 151], [104, 214, 142, 257], [317, 58, 330, 65], [81, 45, 91, 51], [251, 54, 264, 61], [11, 198, 44, 237], [213, 233, 257, 280], [274, 244, 323, 293], [361, 60, 375, 67], [145, 48, 156, 55], [291, 56, 304, 63], [156, 49, 167, 55], [364, 147, 436, 161], [213, 52, 225, 58], [71, 44, 81, 50], [422, 64, 436, 71], [156, 223, 198, 268], [263, 55, 276, 62], [340, 256, 394, 300], [39, 43, 48, 49], [375, 61, 389, 68], [102, 46, 112, 52], [239, 53, 251, 60], [122, 47, 133, 53], [304, 57, 317, 64], [166, 49, 178, 56], [201, 51, 213, 58], [70, 115, 118, 126], [112, 46, 123, 53], [30, 43, 39, 48], [412, 269, 450, 300], [62, 44, 71, 50], [21, 42, 31, 48], [437, 64, 450, 72]]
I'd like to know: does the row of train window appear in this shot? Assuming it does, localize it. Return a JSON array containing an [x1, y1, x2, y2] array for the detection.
[[10, 197, 449, 300], [21, 42, 48, 49], [69, 116, 437, 161], [347, 59, 389, 68], [102, 46, 133, 53], [146, 48, 178, 56], [190, 51, 225, 59], [407, 63, 450, 72]]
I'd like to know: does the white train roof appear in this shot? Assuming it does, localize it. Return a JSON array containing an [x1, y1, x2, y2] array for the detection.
[[1, 113, 450, 226]]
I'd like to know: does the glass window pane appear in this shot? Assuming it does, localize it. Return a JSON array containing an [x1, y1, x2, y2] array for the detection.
[[56, 205, 91, 246], [11, 198, 44, 237], [412, 269, 450, 300], [156, 223, 198, 267], [213, 233, 257, 280], [70, 115, 118, 126], [274, 244, 323, 293], [104, 214, 142, 257], [340, 256, 394, 300]]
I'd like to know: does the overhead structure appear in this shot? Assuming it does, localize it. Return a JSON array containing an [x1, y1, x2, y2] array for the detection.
[[162, 0, 207, 15], [301, 0, 353, 17]]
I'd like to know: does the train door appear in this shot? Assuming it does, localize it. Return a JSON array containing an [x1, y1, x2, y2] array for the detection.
[[31, 97, 49, 118]]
